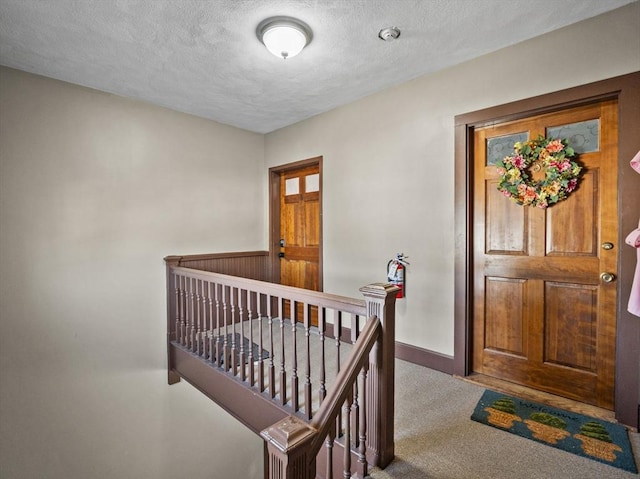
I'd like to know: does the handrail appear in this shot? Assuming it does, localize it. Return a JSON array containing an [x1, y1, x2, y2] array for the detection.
[[261, 316, 380, 479], [170, 265, 367, 316]]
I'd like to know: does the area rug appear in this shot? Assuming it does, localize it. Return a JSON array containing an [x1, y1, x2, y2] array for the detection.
[[471, 389, 637, 473], [219, 333, 270, 365]]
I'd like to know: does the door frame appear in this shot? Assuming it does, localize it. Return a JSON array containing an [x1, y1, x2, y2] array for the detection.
[[453, 72, 640, 428], [268, 156, 323, 290]]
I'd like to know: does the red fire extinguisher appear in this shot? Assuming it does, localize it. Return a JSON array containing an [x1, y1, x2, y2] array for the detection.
[[387, 253, 409, 299]]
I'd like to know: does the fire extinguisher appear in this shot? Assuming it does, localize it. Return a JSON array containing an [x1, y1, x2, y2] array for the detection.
[[387, 253, 409, 299]]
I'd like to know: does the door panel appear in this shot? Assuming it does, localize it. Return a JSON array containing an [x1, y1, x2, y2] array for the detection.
[[485, 183, 527, 254], [484, 277, 527, 357], [544, 281, 597, 371], [546, 174, 597, 256], [472, 100, 618, 409]]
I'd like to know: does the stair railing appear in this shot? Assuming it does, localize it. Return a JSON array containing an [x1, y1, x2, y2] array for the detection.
[[261, 315, 380, 479], [165, 253, 398, 478]]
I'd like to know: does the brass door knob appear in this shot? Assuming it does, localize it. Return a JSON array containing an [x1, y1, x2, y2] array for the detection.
[[600, 272, 616, 283], [601, 242, 614, 250]]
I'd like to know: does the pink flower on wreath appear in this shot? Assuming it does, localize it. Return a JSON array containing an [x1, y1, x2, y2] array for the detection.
[[546, 139, 564, 153], [566, 178, 578, 192], [511, 155, 525, 169], [559, 160, 572, 172]]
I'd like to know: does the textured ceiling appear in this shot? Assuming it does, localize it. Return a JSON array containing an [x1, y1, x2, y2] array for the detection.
[[0, 0, 635, 133]]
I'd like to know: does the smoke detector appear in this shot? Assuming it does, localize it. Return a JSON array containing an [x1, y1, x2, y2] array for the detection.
[[378, 26, 401, 41]]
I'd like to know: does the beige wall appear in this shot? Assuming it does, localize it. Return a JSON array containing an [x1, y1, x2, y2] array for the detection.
[[1, 3, 639, 478], [264, 2, 640, 356], [0, 68, 265, 479]]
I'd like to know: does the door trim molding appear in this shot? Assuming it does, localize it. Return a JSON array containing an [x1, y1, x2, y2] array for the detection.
[[454, 72, 640, 428], [268, 156, 323, 290]]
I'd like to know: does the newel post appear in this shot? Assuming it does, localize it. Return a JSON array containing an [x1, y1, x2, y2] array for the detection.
[[359, 282, 399, 469], [261, 416, 317, 479], [165, 255, 183, 385]]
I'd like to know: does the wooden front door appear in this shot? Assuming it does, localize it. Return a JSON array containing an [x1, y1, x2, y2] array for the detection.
[[472, 100, 618, 409], [277, 162, 321, 324]]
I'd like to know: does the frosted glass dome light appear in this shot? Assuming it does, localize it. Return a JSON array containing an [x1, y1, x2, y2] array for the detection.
[[257, 17, 312, 60]]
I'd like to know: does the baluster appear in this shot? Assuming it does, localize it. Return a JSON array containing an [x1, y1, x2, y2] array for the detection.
[[188, 277, 196, 351], [335, 310, 342, 432], [343, 397, 352, 479], [351, 314, 361, 344], [223, 285, 230, 371], [185, 277, 191, 350], [358, 365, 369, 476], [173, 273, 181, 344], [180, 275, 187, 346], [195, 279, 202, 356], [257, 293, 265, 392], [214, 283, 223, 366], [207, 282, 214, 362], [325, 426, 335, 479], [238, 289, 246, 381], [247, 291, 255, 386], [279, 297, 287, 405], [319, 307, 327, 406], [291, 300, 299, 412], [268, 295, 276, 399], [304, 303, 312, 420], [202, 280, 209, 358], [230, 287, 238, 375], [335, 310, 342, 373], [352, 375, 359, 454]]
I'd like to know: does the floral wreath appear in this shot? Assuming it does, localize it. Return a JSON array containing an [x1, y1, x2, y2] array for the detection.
[[496, 135, 582, 208]]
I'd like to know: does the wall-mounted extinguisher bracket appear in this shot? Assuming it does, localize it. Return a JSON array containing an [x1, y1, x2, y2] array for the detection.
[[387, 253, 409, 299]]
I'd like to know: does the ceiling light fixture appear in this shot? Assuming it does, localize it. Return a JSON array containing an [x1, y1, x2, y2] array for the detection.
[[257, 16, 312, 60]]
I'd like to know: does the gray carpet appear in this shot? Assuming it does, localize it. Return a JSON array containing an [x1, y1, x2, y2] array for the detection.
[[229, 320, 639, 477], [368, 360, 640, 479]]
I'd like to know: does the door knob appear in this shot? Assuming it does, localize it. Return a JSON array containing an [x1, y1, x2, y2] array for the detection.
[[601, 242, 614, 250], [600, 272, 616, 283]]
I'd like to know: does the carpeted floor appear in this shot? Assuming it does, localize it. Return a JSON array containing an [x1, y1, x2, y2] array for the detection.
[[229, 320, 639, 477], [368, 360, 640, 479]]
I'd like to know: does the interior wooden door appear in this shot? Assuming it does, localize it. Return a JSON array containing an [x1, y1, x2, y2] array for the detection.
[[472, 100, 618, 409], [279, 164, 321, 324]]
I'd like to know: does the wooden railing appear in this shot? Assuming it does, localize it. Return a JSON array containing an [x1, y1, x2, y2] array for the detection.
[[261, 317, 381, 479], [165, 252, 398, 478]]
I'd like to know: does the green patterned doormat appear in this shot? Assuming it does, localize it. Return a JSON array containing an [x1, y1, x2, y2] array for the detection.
[[471, 390, 637, 473]]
